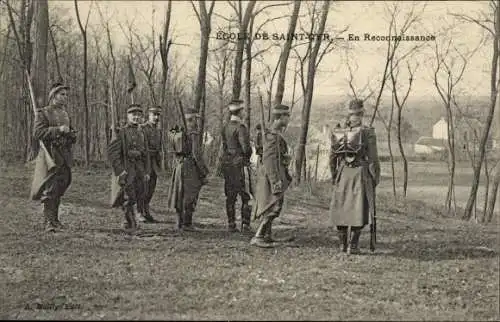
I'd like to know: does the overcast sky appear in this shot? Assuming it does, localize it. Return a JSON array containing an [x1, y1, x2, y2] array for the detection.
[[52, 1, 492, 105]]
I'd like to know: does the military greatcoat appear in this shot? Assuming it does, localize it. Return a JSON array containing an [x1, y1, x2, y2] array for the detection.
[[329, 125, 380, 227], [140, 122, 163, 207], [108, 123, 150, 208], [252, 129, 292, 220], [30, 104, 76, 201], [167, 130, 208, 213]]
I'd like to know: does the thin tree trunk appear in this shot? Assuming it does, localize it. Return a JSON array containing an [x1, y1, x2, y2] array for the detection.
[[388, 94, 397, 198], [273, 1, 300, 106], [463, 2, 499, 220]]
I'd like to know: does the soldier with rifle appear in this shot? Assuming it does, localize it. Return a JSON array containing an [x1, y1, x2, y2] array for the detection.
[[251, 104, 294, 248], [108, 104, 151, 232], [167, 105, 209, 232], [220, 99, 253, 233], [30, 82, 77, 232], [329, 99, 380, 255], [138, 105, 163, 223]]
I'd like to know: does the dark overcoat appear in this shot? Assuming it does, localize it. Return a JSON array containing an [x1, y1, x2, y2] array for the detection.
[[167, 130, 208, 212], [30, 105, 75, 200], [252, 129, 292, 220], [329, 125, 380, 227]]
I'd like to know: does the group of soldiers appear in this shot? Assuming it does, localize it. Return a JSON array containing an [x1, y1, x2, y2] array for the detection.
[[29, 82, 380, 253]]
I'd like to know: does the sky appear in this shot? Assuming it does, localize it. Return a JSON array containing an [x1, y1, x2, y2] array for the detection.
[[51, 0, 493, 105]]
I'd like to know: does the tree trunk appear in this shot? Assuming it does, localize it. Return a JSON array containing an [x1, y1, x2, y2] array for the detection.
[[388, 94, 397, 198], [74, 0, 90, 166], [273, 1, 300, 106], [463, 3, 499, 220], [485, 95, 500, 223], [231, 1, 256, 101], [396, 103, 409, 198], [294, 0, 330, 183]]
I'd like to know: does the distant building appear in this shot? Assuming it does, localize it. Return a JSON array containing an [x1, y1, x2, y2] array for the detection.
[[415, 116, 497, 156]]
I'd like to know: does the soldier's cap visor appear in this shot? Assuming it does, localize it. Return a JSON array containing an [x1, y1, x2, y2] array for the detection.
[[127, 104, 143, 114], [148, 107, 162, 114], [271, 104, 290, 115]]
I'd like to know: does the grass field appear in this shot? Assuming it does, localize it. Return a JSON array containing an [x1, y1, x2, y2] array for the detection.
[[0, 163, 498, 320]]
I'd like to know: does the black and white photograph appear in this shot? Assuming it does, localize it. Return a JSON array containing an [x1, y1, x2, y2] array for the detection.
[[0, 0, 498, 320]]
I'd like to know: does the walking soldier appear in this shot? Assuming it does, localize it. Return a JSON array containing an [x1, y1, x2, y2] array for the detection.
[[138, 105, 163, 223], [220, 99, 253, 233], [108, 104, 151, 231], [167, 108, 209, 232], [329, 99, 380, 254], [30, 83, 77, 232], [250, 104, 293, 248]]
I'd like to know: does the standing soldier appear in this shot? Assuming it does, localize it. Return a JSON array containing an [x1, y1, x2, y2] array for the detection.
[[138, 105, 163, 223], [255, 123, 263, 164], [108, 104, 150, 231], [167, 108, 209, 232], [251, 104, 293, 248], [30, 83, 77, 232], [220, 99, 253, 233], [329, 99, 380, 255]]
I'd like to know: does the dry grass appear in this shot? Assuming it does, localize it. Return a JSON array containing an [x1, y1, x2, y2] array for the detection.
[[0, 163, 498, 320]]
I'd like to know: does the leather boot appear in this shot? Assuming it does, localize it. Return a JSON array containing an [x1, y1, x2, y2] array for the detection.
[[124, 205, 137, 231], [183, 209, 199, 231], [43, 199, 58, 232], [143, 204, 156, 223], [226, 200, 237, 232], [337, 227, 348, 252], [264, 216, 294, 243], [347, 229, 361, 255], [240, 204, 253, 234], [250, 217, 276, 248], [175, 211, 184, 232], [53, 197, 64, 229]]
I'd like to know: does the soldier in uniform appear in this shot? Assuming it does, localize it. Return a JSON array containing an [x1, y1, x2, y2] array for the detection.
[[138, 106, 163, 223], [329, 99, 380, 254], [30, 83, 77, 232], [167, 108, 209, 232], [255, 123, 263, 163], [220, 99, 253, 233], [108, 104, 151, 231], [251, 104, 293, 248]]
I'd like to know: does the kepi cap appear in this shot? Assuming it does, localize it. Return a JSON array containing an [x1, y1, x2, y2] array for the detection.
[[127, 104, 143, 114], [228, 99, 244, 112], [272, 104, 290, 115], [148, 106, 162, 114], [347, 99, 364, 114], [48, 82, 70, 101], [184, 108, 200, 119]]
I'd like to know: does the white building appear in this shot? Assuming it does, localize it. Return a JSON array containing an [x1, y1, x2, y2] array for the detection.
[[432, 117, 448, 140]]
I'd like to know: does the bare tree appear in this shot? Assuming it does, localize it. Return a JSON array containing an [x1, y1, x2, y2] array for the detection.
[[294, 1, 332, 183], [390, 59, 417, 198], [369, 2, 426, 127], [452, 1, 499, 220], [74, 0, 92, 166], [159, 0, 172, 107], [273, 1, 301, 107]]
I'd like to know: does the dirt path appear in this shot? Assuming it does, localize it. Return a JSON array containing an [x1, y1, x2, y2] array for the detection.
[[0, 165, 498, 320]]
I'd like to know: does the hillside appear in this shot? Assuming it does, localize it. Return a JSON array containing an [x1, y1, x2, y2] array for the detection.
[[0, 164, 498, 320]]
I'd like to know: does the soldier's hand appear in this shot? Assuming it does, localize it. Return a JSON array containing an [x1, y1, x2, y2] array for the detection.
[[118, 170, 128, 185], [144, 174, 150, 182], [59, 125, 70, 133]]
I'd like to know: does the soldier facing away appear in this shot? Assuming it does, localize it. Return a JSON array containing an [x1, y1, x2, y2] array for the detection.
[[167, 108, 209, 232], [30, 83, 77, 232], [329, 99, 380, 254], [220, 99, 253, 233], [108, 104, 151, 232], [251, 104, 294, 248], [138, 105, 163, 223]]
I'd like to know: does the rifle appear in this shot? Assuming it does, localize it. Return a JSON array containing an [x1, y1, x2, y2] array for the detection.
[[370, 191, 377, 252]]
